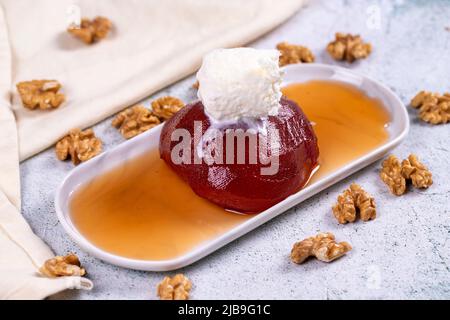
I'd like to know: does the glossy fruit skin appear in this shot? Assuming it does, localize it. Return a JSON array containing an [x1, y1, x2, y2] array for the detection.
[[159, 98, 319, 213]]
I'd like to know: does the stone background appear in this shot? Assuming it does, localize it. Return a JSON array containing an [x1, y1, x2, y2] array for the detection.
[[21, 0, 450, 299]]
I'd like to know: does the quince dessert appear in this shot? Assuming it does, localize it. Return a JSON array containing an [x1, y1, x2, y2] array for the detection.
[[160, 48, 319, 213]]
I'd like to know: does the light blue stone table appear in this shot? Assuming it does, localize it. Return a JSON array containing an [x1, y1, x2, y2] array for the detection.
[[21, 0, 450, 299]]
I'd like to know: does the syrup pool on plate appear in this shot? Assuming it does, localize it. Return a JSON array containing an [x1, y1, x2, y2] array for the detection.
[[282, 80, 391, 182], [69, 80, 391, 261]]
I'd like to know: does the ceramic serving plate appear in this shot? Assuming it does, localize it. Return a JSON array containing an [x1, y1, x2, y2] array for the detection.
[[55, 63, 409, 271]]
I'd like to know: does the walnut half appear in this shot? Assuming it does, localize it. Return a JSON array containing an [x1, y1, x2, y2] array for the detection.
[[112, 105, 161, 139], [291, 232, 352, 264], [380, 154, 432, 195], [68, 16, 112, 44], [192, 81, 200, 90], [380, 155, 406, 196], [157, 274, 192, 300], [276, 42, 315, 67], [151, 96, 185, 121], [326, 33, 372, 63], [40, 254, 86, 278], [332, 183, 376, 224], [56, 128, 102, 165], [16, 80, 65, 110], [401, 154, 433, 189], [410, 91, 450, 125]]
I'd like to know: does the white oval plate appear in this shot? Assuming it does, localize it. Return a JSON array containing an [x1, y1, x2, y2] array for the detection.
[[55, 64, 409, 271]]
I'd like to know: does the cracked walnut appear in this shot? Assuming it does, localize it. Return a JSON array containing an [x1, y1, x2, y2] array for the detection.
[[40, 254, 86, 278], [157, 274, 192, 300], [16, 80, 65, 110], [380, 155, 406, 196], [68, 16, 112, 44], [332, 183, 376, 224], [326, 33, 372, 63], [56, 128, 102, 165], [112, 105, 161, 139], [401, 154, 433, 189], [380, 154, 432, 195], [276, 42, 315, 66], [151, 96, 185, 121], [291, 232, 352, 264], [410, 91, 450, 124], [192, 81, 200, 90]]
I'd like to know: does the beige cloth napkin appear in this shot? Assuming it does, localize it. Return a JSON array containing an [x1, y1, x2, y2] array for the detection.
[[0, 4, 93, 300], [0, 0, 304, 299]]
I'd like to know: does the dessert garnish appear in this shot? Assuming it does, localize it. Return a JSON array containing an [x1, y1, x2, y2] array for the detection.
[[332, 183, 376, 224], [16, 80, 65, 110], [67, 16, 112, 44], [410, 91, 450, 124], [112, 105, 161, 139], [192, 81, 199, 90], [291, 232, 352, 264], [56, 128, 102, 165], [157, 274, 192, 300], [159, 48, 319, 213], [39, 254, 86, 278], [276, 41, 315, 66], [151, 96, 185, 121], [326, 33, 372, 63], [196, 48, 283, 121], [380, 154, 432, 196]]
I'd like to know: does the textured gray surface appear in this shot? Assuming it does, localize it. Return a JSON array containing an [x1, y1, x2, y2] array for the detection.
[[21, 0, 450, 299]]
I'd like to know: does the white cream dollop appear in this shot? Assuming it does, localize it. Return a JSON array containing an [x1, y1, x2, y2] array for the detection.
[[196, 48, 282, 122]]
